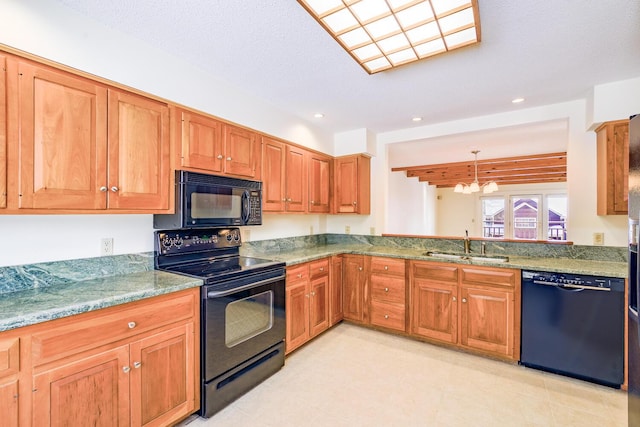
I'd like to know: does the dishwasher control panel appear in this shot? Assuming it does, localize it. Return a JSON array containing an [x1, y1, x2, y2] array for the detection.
[[522, 270, 625, 292]]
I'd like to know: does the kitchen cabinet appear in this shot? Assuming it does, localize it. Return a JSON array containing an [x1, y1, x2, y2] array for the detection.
[[596, 119, 629, 215], [29, 288, 199, 426], [342, 255, 368, 323], [409, 260, 520, 360], [285, 259, 330, 354], [16, 58, 171, 212], [308, 153, 331, 213], [369, 256, 407, 332], [330, 255, 344, 326], [0, 53, 7, 209], [411, 262, 458, 344], [0, 336, 20, 427], [178, 109, 224, 172], [333, 154, 370, 214], [223, 124, 261, 179], [262, 137, 308, 212]]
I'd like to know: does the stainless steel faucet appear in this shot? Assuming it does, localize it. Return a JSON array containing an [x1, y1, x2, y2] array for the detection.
[[464, 230, 471, 254]]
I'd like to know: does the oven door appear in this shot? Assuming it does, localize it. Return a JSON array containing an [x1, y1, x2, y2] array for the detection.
[[202, 270, 286, 381]]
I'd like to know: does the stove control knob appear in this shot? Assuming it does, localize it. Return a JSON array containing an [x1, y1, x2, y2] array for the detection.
[[226, 234, 233, 242]]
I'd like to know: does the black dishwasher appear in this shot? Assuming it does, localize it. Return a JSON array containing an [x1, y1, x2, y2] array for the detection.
[[520, 270, 625, 388]]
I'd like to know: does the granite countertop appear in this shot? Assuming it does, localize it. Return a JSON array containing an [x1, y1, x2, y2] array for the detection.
[[0, 267, 202, 332], [241, 243, 628, 278]]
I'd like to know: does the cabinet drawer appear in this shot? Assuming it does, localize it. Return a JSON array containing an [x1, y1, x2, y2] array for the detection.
[[370, 257, 405, 277], [370, 301, 405, 332], [370, 275, 405, 305], [31, 292, 196, 366], [286, 264, 309, 284], [309, 259, 329, 278], [411, 261, 458, 282], [0, 337, 19, 378], [460, 267, 517, 289]]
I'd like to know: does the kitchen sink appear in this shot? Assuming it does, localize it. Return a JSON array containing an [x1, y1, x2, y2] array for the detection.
[[423, 251, 509, 263]]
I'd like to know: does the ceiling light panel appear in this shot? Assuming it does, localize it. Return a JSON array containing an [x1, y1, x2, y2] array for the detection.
[[298, 0, 481, 74]]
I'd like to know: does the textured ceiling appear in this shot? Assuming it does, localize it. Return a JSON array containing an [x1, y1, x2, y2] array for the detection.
[[52, 0, 640, 137]]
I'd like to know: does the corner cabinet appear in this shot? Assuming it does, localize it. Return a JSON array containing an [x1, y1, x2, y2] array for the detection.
[[596, 119, 629, 215], [410, 260, 520, 361], [333, 154, 370, 214], [0, 288, 201, 427], [15, 58, 171, 212]]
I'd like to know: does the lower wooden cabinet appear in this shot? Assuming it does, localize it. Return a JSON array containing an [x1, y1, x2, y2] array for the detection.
[[0, 287, 200, 426], [285, 259, 330, 354], [369, 257, 407, 332], [410, 260, 520, 361], [342, 255, 368, 323]]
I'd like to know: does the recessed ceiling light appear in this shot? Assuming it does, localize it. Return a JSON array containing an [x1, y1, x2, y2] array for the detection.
[[512, 97, 525, 104], [412, 117, 423, 122], [314, 113, 325, 118], [297, 0, 481, 74]]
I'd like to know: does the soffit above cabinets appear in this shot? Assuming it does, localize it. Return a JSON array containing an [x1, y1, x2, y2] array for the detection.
[[391, 152, 567, 187]]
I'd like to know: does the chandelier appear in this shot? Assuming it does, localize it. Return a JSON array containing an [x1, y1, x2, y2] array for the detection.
[[453, 150, 499, 194]]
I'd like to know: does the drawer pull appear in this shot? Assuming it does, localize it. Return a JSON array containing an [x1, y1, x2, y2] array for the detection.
[[297, 273, 303, 278], [384, 287, 389, 292], [128, 321, 136, 329], [384, 266, 388, 270], [122, 366, 131, 373], [133, 361, 141, 369], [319, 267, 324, 271], [384, 314, 389, 319], [359, 267, 363, 271]]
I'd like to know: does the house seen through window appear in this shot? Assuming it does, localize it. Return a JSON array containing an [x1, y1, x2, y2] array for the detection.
[[481, 193, 567, 241]]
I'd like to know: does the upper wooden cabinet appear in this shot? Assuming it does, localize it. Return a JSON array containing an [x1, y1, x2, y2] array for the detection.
[[309, 153, 331, 213], [334, 154, 370, 214], [15, 58, 170, 212], [179, 111, 260, 180], [0, 53, 7, 210], [596, 119, 629, 215], [261, 137, 308, 213]]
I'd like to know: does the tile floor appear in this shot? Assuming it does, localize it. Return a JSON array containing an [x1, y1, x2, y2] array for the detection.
[[180, 323, 627, 427]]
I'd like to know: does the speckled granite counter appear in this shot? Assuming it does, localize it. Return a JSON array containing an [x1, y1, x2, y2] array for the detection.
[[0, 254, 202, 332], [241, 234, 628, 279]]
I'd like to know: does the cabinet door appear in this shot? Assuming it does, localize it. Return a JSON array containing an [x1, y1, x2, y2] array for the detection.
[[335, 156, 358, 213], [612, 122, 629, 213], [180, 110, 223, 172], [0, 379, 18, 427], [411, 279, 457, 344], [18, 60, 108, 209], [262, 137, 286, 211], [285, 279, 310, 354], [330, 256, 344, 326], [460, 286, 515, 358], [284, 145, 308, 212], [107, 89, 170, 210], [309, 274, 330, 337], [0, 53, 6, 209], [342, 255, 366, 323], [32, 345, 130, 427], [130, 323, 196, 427], [309, 154, 331, 213], [223, 125, 260, 179]]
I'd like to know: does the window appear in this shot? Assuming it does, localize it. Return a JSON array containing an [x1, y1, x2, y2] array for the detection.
[[480, 193, 567, 241]]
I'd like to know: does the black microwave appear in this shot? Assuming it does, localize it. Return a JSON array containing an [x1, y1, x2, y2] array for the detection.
[[153, 171, 262, 229]]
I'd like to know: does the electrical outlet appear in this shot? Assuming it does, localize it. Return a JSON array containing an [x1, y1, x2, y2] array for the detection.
[[345, 225, 351, 234], [101, 238, 114, 255], [593, 232, 604, 245], [370, 227, 376, 235]]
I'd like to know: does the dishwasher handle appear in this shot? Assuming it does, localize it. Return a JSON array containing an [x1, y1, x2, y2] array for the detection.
[[531, 280, 611, 292]]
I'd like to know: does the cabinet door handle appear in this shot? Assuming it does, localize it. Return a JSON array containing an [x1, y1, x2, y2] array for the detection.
[[353, 201, 357, 205], [384, 266, 388, 270], [99, 186, 108, 192], [358, 267, 363, 271], [311, 291, 316, 296], [305, 294, 310, 298], [128, 321, 136, 329], [226, 157, 232, 161], [282, 198, 287, 202], [133, 361, 141, 369], [319, 267, 324, 271], [452, 297, 457, 302], [297, 273, 302, 278], [287, 198, 292, 202], [217, 154, 223, 159], [122, 366, 131, 373], [462, 298, 467, 303], [111, 186, 119, 192], [384, 287, 389, 292], [384, 314, 389, 319]]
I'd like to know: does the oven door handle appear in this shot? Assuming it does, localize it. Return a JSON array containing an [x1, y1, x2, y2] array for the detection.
[[206, 275, 285, 298]]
